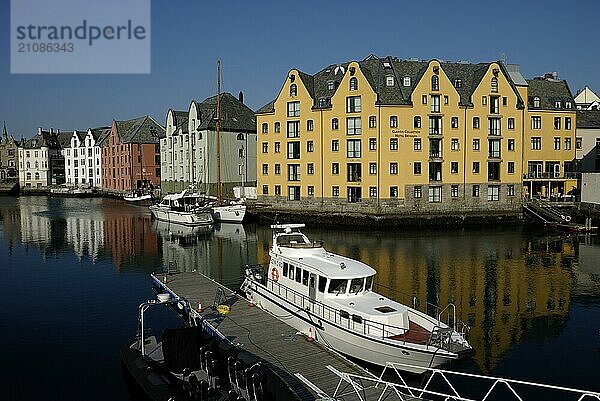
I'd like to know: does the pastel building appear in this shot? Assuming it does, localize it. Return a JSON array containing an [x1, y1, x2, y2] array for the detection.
[[64, 127, 110, 187]]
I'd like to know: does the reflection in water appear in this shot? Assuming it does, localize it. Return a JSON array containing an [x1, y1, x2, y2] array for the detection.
[[1, 196, 599, 394]]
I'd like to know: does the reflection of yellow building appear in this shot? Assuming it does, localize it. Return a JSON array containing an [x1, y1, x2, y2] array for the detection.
[[254, 226, 574, 372], [257, 56, 577, 217]]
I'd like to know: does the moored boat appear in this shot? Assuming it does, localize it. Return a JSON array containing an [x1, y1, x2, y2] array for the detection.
[[241, 224, 474, 374], [124, 191, 154, 206], [149, 190, 213, 227]]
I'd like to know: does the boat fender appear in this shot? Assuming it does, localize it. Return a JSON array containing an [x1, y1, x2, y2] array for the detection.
[[271, 267, 279, 282]]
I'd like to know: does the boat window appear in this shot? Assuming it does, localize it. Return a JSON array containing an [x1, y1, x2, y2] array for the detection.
[[318, 276, 327, 293], [289, 265, 294, 280], [283, 262, 288, 277], [339, 310, 350, 319], [295, 267, 302, 283], [349, 278, 364, 294], [328, 279, 347, 295], [375, 306, 396, 313], [365, 275, 374, 291], [302, 269, 309, 286], [352, 314, 363, 324]]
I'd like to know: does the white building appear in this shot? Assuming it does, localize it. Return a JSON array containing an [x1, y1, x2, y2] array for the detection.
[[64, 127, 110, 187], [18, 128, 61, 188], [574, 86, 600, 110]]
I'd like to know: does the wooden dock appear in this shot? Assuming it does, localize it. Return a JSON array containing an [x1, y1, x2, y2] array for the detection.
[[152, 271, 422, 401]]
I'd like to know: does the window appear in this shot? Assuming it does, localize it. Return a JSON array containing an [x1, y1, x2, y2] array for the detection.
[[533, 97, 540, 108], [531, 116, 542, 130], [414, 186, 422, 198], [491, 77, 498, 93], [347, 163, 361, 182], [566, 101, 572, 109], [565, 117, 572, 130], [451, 162, 459, 174], [422, 95, 427, 104], [508, 139, 515, 151], [390, 116, 398, 128], [262, 142, 268, 153], [390, 138, 398, 151], [307, 186, 314, 197], [332, 139, 339, 151], [348, 186, 362, 203], [347, 139, 361, 158], [287, 141, 300, 159], [287, 101, 300, 117], [275, 164, 281, 175], [349, 77, 358, 91], [369, 163, 377, 175], [332, 163, 339, 175], [413, 162, 421, 175], [473, 117, 480, 129], [554, 137, 561, 150], [332, 186, 339, 197], [307, 140, 314, 152], [429, 116, 442, 135], [489, 138, 501, 158], [487, 185, 499, 201], [274, 122, 280, 133], [508, 161, 515, 174], [287, 121, 300, 138], [428, 186, 441, 202], [472, 161, 480, 173], [431, 75, 439, 91], [451, 185, 459, 198], [489, 118, 501, 135], [451, 138, 459, 151], [369, 187, 377, 198], [507, 185, 515, 196], [386, 76, 394, 86], [531, 137, 541, 150], [473, 139, 480, 151], [565, 137, 571, 150], [431, 95, 440, 112], [288, 186, 300, 201], [307, 163, 314, 175], [262, 123, 268, 133], [503, 97, 507, 106], [369, 138, 377, 150], [274, 141, 281, 153], [472, 185, 480, 197], [444, 96, 449, 105], [290, 84, 297, 97], [390, 162, 398, 175], [403, 77, 411, 86], [262, 164, 268, 175], [347, 117, 362, 135], [327, 81, 335, 90], [482, 96, 487, 106], [555, 101, 562, 108], [307, 120, 314, 131], [318, 276, 327, 292], [554, 117, 561, 130], [490, 96, 499, 114], [414, 138, 422, 151], [390, 186, 398, 197], [346, 96, 361, 113], [413, 116, 422, 128], [368, 116, 376, 128], [288, 164, 300, 181], [508, 118, 515, 130], [332, 118, 339, 130], [576, 137, 582, 149], [262, 185, 268, 194]]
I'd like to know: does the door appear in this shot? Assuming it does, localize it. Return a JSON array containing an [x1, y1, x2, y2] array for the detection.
[[309, 273, 317, 301]]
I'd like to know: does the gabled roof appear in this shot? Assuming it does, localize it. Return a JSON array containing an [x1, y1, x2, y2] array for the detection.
[[576, 110, 600, 129], [192, 92, 256, 133], [57, 131, 74, 148], [574, 86, 600, 106], [170, 110, 189, 134], [115, 116, 166, 144], [21, 130, 61, 149], [526, 77, 575, 110], [89, 126, 111, 141]]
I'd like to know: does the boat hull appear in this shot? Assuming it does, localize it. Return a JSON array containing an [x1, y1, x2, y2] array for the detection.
[[149, 206, 213, 226], [211, 204, 246, 223], [244, 280, 457, 374]]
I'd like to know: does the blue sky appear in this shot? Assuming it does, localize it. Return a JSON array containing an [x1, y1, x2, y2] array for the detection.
[[1, 0, 599, 137]]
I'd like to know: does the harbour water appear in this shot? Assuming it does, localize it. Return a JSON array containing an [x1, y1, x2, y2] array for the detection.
[[1, 195, 599, 400]]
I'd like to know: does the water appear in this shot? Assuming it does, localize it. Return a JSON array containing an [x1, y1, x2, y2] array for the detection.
[[1, 196, 599, 400]]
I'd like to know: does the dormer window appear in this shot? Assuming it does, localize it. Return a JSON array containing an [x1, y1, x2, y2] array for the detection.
[[554, 101, 561, 108], [431, 75, 439, 91], [565, 101, 572, 109], [383, 61, 392, 69], [290, 84, 297, 97], [533, 97, 541, 108], [403, 77, 411, 86], [454, 79, 462, 88], [386, 76, 394, 86], [491, 77, 498, 93], [327, 81, 335, 90], [318, 97, 329, 107], [349, 77, 358, 91]]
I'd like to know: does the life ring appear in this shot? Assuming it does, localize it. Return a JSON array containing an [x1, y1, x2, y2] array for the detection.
[[271, 267, 279, 282]]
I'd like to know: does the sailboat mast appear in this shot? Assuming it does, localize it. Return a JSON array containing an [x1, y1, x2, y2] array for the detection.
[[216, 60, 222, 202]]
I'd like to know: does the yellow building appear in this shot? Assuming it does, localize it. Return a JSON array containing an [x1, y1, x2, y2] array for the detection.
[[256, 56, 575, 218]]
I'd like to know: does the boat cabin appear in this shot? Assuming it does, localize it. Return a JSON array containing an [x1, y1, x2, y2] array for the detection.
[[159, 191, 202, 212]]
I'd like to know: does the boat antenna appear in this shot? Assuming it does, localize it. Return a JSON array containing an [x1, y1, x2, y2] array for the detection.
[[216, 60, 222, 202]]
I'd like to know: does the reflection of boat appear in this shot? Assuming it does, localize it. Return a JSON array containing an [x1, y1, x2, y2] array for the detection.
[[121, 292, 304, 401], [149, 190, 213, 226], [50, 187, 96, 197], [241, 224, 474, 374], [152, 219, 212, 240], [213, 222, 246, 241]]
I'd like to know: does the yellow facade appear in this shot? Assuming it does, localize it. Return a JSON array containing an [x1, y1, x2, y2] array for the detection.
[[257, 56, 575, 216]]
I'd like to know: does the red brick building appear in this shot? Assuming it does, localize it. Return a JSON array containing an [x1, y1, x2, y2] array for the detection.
[[101, 116, 165, 192]]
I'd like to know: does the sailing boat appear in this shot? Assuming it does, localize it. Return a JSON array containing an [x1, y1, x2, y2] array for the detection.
[[208, 60, 247, 223]]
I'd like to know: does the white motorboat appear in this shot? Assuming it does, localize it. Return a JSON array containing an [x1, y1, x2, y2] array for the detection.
[[211, 201, 246, 223], [124, 192, 153, 203], [149, 190, 213, 227], [241, 224, 474, 374]]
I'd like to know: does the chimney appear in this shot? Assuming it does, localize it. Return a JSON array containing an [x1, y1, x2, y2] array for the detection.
[[38, 127, 42, 135], [238, 91, 244, 104], [50, 127, 54, 134]]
